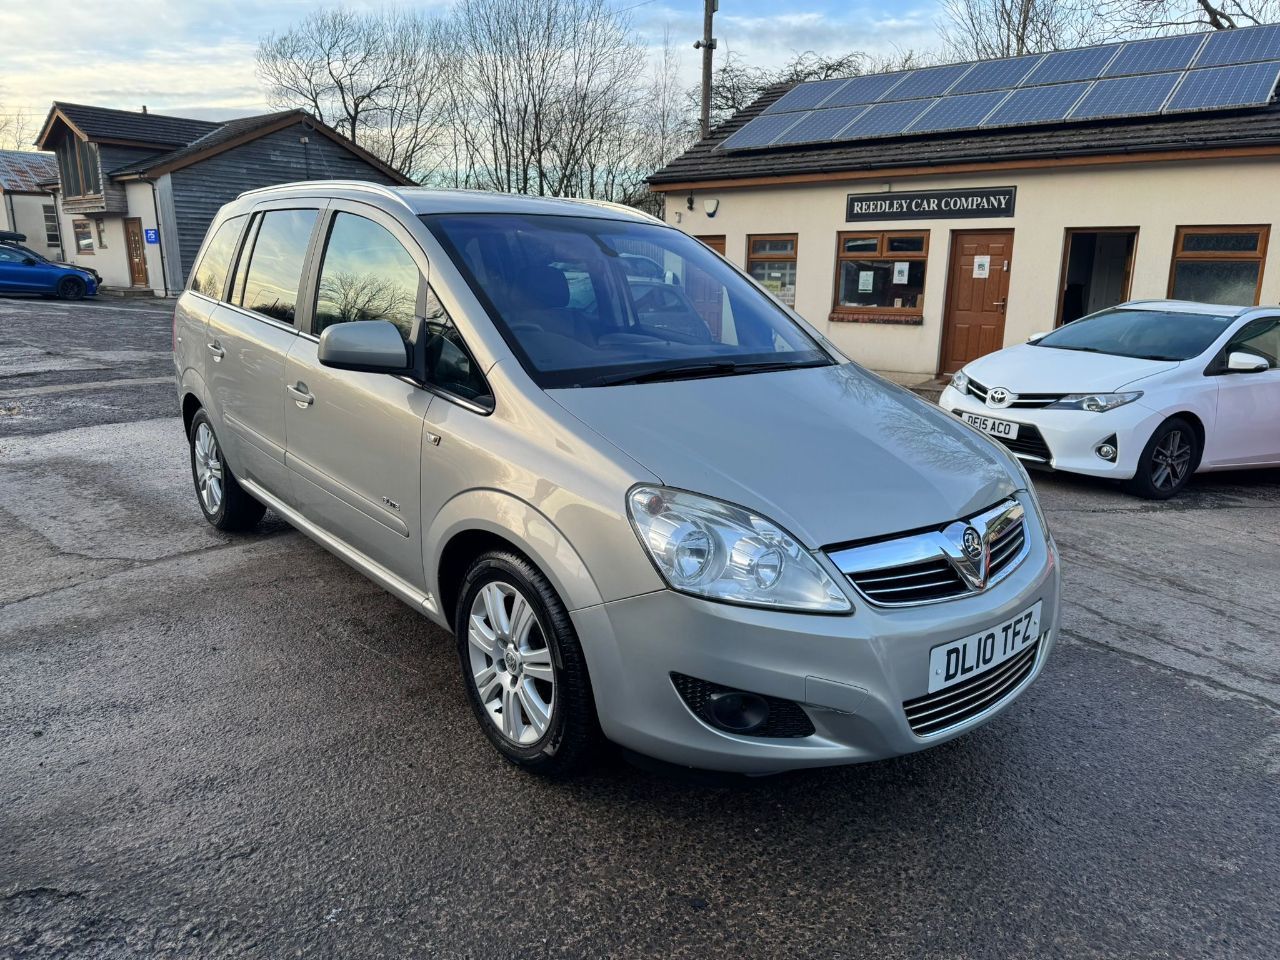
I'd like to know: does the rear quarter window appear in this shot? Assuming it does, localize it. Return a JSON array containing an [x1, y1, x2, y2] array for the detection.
[[190, 216, 247, 300]]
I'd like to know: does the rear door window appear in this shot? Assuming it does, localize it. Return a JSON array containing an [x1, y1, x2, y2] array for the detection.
[[237, 209, 318, 323], [190, 215, 246, 300]]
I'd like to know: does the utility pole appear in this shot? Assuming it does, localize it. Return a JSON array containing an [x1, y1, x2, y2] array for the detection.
[[694, 0, 717, 140]]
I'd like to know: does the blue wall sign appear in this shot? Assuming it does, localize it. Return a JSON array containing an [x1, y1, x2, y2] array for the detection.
[[144, 228, 159, 244]]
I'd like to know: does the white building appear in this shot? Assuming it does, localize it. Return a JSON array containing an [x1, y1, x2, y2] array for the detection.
[[0, 150, 62, 260]]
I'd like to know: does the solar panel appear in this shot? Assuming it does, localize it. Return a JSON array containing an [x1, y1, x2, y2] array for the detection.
[[1165, 60, 1280, 113], [772, 105, 871, 145], [1194, 23, 1280, 68], [1105, 34, 1208, 77], [1021, 45, 1121, 85], [982, 81, 1090, 126], [821, 71, 911, 109], [719, 112, 801, 150], [836, 98, 937, 139], [762, 77, 852, 115], [878, 63, 973, 102], [949, 54, 1044, 94], [907, 90, 1009, 132], [1070, 72, 1181, 119]]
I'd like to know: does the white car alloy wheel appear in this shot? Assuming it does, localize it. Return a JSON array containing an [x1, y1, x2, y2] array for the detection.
[[467, 581, 556, 745], [193, 421, 224, 515]]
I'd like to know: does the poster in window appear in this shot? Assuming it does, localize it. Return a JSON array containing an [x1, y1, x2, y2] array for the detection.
[[858, 271, 874, 293], [892, 261, 910, 285]]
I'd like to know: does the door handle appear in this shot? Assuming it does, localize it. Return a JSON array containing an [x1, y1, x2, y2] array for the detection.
[[287, 382, 314, 407], [207, 340, 225, 361]]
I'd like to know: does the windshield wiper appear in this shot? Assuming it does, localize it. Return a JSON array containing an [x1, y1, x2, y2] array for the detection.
[[583, 358, 823, 388]]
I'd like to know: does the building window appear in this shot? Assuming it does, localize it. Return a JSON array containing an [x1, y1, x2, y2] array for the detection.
[[746, 234, 797, 306], [1169, 225, 1269, 305], [94, 219, 108, 249], [56, 136, 102, 198], [833, 231, 929, 322], [72, 220, 94, 255], [43, 205, 60, 247]]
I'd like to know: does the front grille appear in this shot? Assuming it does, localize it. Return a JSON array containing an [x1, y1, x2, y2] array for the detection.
[[968, 377, 1064, 409], [997, 425, 1053, 463], [850, 556, 968, 604], [987, 515, 1026, 577], [903, 639, 1040, 737], [671, 673, 815, 738]]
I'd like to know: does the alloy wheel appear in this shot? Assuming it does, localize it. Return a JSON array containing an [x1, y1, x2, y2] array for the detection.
[[1150, 428, 1192, 492], [193, 422, 225, 514], [467, 581, 556, 745]]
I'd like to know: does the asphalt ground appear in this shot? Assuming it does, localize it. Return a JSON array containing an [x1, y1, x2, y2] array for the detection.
[[2, 293, 1278, 958]]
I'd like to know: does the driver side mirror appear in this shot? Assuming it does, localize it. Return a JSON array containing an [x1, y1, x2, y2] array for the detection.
[[317, 320, 411, 375], [22, 257, 37, 266], [1226, 350, 1270, 374], [1027, 331, 1050, 343]]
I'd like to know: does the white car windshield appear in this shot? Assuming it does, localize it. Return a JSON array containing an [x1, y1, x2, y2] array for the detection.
[[1033, 308, 1236, 361], [422, 213, 831, 388]]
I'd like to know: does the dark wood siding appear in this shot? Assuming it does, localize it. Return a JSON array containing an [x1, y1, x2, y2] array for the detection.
[[98, 146, 158, 213], [169, 123, 401, 281]]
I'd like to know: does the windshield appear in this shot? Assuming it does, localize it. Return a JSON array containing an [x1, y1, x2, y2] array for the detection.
[[1033, 307, 1236, 361], [422, 213, 831, 387]]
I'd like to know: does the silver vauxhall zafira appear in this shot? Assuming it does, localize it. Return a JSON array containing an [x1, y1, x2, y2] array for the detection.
[[174, 182, 1060, 776]]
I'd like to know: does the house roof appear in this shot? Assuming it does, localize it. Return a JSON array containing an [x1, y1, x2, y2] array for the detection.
[[648, 83, 1280, 189], [38, 102, 219, 149], [105, 108, 414, 185], [0, 149, 57, 192]]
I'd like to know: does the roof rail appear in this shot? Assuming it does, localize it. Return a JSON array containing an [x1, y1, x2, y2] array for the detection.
[[237, 179, 415, 214], [554, 196, 663, 223]]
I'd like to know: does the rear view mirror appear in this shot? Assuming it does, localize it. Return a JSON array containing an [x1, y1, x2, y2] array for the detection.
[[1226, 350, 1270, 373], [317, 321, 411, 375]]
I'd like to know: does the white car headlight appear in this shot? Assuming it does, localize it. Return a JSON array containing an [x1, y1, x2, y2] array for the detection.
[[950, 369, 970, 394], [1047, 391, 1142, 412], [627, 486, 852, 613]]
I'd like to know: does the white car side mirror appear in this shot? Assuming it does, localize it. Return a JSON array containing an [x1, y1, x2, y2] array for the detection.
[[1028, 331, 1050, 343], [1227, 350, 1270, 373]]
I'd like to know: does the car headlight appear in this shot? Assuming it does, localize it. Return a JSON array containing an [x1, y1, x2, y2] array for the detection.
[[627, 486, 852, 613], [1047, 391, 1142, 412], [950, 369, 970, 395]]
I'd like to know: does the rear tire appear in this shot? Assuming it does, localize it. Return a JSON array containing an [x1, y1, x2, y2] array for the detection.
[[455, 551, 602, 777], [188, 409, 266, 531], [56, 276, 85, 300], [1125, 417, 1199, 500]]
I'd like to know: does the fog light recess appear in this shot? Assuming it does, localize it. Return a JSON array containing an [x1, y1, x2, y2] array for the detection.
[[1096, 435, 1118, 462], [703, 691, 770, 733], [670, 673, 816, 738]]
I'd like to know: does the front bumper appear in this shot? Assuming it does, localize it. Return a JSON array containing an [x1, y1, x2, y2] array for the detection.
[[573, 501, 1061, 773], [940, 385, 1165, 480]]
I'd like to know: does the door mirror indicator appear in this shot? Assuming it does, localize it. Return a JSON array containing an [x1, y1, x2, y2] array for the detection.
[[1226, 350, 1270, 374], [317, 321, 411, 375]]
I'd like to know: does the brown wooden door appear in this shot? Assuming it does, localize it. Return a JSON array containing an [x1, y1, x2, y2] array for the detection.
[[939, 230, 1014, 374], [124, 218, 149, 287], [695, 234, 725, 255]]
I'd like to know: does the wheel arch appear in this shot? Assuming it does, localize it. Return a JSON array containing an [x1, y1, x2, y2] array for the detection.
[[428, 490, 604, 633], [1163, 410, 1206, 469]]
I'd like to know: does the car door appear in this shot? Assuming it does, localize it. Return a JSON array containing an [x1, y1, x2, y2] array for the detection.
[[283, 202, 432, 589], [1205, 316, 1280, 466], [205, 203, 323, 501], [0, 246, 42, 291]]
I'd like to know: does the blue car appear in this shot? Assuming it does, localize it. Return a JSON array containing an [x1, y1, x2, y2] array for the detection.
[[0, 240, 98, 300]]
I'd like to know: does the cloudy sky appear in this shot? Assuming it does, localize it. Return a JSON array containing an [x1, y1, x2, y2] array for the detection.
[[0, 0, 943, 132]]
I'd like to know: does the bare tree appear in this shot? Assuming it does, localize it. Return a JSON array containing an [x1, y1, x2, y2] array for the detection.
[[1097, 0, 1280, 33], [257, 8, 450, 180], [0, 103, 34, 151], [938, 0, 1117, 59]]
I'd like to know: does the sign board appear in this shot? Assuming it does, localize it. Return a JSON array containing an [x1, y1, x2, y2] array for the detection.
[[858, 270, 875, 293], [143, 228, 159, 244], [973, 255, 991, 279], [846, 186, 1016, 222], [892, 261, 910, 285]]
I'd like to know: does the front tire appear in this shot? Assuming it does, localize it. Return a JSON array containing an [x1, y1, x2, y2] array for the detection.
[[188, 410, 266, 530], [56, 276, 85, 300], [455, 551, 601, 776], [1126, 417, 1199, 500]]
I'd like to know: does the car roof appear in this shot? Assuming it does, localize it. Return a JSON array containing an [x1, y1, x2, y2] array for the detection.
[[1117, 299, 1255, 317], [236, 180, 662, 225]]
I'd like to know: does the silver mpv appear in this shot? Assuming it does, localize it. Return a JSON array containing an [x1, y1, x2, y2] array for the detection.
[[174, 182, 1061, 776]]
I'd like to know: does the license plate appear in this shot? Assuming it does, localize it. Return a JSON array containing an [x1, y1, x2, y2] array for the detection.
[[928, 601, 1043, 693], [960, 412, 1019, 439]]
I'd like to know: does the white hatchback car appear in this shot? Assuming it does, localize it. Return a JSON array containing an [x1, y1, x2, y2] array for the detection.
[[940, 300, 1280, 498]]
